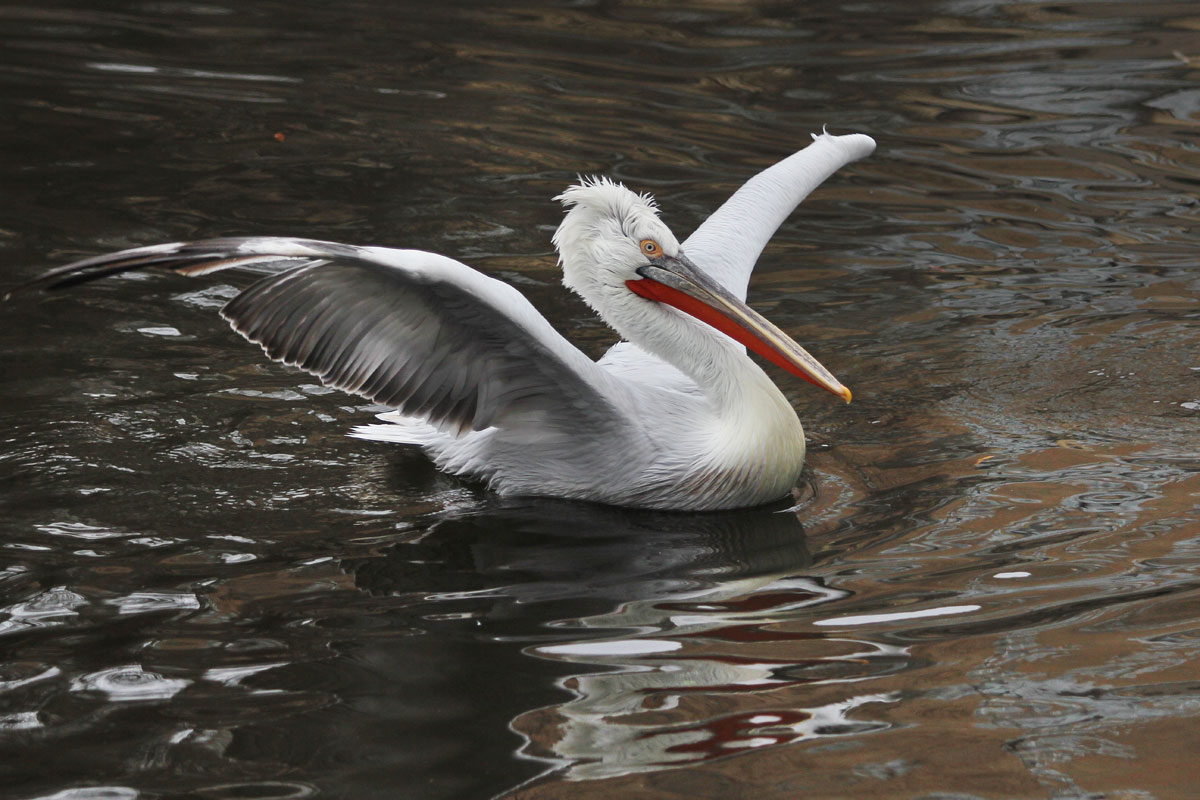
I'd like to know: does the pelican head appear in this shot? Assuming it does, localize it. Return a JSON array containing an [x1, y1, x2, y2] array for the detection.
[[552, 177, 851, 402], [553, 177, 678, 307]]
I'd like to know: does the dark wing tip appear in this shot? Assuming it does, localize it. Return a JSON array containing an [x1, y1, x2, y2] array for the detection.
[[5, 243, 199, 301], [4, 239, 323, 302]]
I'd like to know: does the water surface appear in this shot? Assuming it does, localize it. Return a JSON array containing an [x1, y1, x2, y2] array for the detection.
[[2, 1, 1199, 798]]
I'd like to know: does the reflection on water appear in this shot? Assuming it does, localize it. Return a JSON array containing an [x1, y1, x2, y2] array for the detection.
[[347, 500, 827, 786], [2, 0, 1200, 798]]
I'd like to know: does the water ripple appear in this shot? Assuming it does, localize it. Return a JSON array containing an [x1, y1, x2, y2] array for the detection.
[[2, 1, 1199, 798]]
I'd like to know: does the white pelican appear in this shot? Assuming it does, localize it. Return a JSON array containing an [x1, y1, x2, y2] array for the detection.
[[12, 131, 875, 511]]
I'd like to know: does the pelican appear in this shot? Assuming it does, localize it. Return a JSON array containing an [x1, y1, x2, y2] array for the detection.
[[11, 131, 875, 511]]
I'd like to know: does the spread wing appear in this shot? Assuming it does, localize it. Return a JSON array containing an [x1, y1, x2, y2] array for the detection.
[[598, 132, 875, 374], [682, 131, 876, 300], [12, 237, 625, 435]]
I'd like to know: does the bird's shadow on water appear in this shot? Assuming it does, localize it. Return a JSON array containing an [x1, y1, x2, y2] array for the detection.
[[329, 491, 819, 798], [360, 444, 817, 605], [347, 490, 812, 614]]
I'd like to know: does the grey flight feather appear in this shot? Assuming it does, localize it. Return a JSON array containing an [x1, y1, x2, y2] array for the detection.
[[16, 236, 625, 436]]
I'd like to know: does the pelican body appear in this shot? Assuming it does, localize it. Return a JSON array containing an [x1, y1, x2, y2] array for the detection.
[[12, 132, 876, 511]]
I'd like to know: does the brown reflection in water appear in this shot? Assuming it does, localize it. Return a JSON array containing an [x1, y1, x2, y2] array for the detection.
[[508, 432, 1198, 798]]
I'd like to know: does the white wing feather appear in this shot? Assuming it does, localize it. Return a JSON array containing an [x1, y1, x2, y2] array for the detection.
[[683, 131, 876, 300]]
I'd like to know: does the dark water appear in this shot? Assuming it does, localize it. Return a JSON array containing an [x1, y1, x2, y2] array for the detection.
[[3, 1, 1199, 798]]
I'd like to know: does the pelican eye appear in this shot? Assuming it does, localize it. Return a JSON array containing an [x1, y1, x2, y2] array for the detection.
[[640, 239, 662, 257]]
